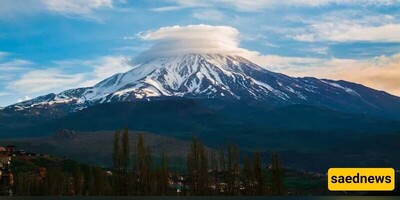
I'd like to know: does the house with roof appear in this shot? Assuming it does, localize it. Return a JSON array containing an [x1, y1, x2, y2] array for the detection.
[[0, 156, 11, 168]]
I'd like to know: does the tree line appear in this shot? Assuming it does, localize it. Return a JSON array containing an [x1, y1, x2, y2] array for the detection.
[[15, 164, 113, 195], [14, 129, 285, 196]]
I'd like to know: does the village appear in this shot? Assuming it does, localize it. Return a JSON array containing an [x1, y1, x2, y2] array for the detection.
[[0, 145, 15, 195], [0, 140, 333, 196], [0, 145, 59, 196]]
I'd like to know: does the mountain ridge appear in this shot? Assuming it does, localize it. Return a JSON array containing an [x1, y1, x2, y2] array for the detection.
[[4, 53, 400, 119]]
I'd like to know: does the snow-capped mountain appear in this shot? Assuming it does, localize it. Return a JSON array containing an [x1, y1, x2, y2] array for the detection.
[[5, 54, 400, 117]]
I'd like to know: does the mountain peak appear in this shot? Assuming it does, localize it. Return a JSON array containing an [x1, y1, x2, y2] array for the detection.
[[95, 53, 268, 100]]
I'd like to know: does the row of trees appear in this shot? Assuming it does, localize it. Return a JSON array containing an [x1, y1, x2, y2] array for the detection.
[[111, 129, 285, 196], [15, 165, 113, 196], [14, 129, 285, 196], [112, 129, 170, 195], [186, 137, 284, 196]]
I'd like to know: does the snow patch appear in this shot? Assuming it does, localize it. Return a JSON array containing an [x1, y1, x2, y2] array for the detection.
[[322, 80, 360, 96]]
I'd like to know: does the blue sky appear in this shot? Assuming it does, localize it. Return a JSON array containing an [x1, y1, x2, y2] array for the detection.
[[0, 0, 400, 106]]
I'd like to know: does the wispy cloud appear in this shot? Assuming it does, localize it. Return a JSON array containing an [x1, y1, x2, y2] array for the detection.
[[0, 92, 10, 97], [17, 96, 32, 103], [258, 53, 400, 96], [8, 68, 86, 94], [150, 6, 187, 12], [79, 56, 132, 87], [164, 0, 399, 11], [5, 56, 132, 95], [308, 47, 329, 55], [263, 42, 280, 48], [250, 55, 325, 69], [290, 11, 400, 43], [0, 0, 117, 21], [0, 51, 10, 58], [43, 0, 113, 20], [294, 24, 400, 43], [112, 45, 150, 52], [0, 59, 33, 72], [0, 52, 33, 82], [192, 9, 225, 21]]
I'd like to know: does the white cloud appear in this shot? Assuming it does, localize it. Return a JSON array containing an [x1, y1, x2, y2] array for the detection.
[[315, 54, 400, 96], [165, 0, 398, 11], [123, 36, 136, 40], [0, 53, 33, 82], [263, 42, 280, 48], [0, 0, 115, 20], [0, 92, 10, 97], [79, 56, 132, 87], [290, 12, 400, 42], [0, 51, 10, 58], [17, 96, 32, 103], [112, 45, 150, 52], [308, 47, 329, 55], [192, 9, 225, 21], [6, 56, 132, 95], [134, 25, 328, 72], [135, 24, 253, 62], [150, 6, 187, 12], [257, 53, 400, 96], [8, 69, 86, 94], [0, 1, 42, 20], [295, 24, 400, 43], [249, 54, 325, 69], [93, 56, 131, 79], [43, 0, 113, 18], [0, 59, 33, 71]]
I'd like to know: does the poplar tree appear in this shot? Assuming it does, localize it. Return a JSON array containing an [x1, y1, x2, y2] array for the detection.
[[113, 130, 121, 195], [187, 136, 208, 195], [43, 167, 65, 195], [113, 130, 121, 172], [243, 156, 254, 195], [134, 133, 153, 195], [218, 145, 226, 194], [227, 144, 239, 195], [121, 128, 130, 195], [199, 144, 208, 195], [144, 146, 153, 195], [270, 152, 285, 195], [156, 151, 169, 195], [73, 164, 84, 196], [93, 167, 112, 195], [253, 151, 265, 195], [210, 149, 218, 172], [218, 146, 226, 172], [86, 168, 96, 195], [210, 149, 218, 194]]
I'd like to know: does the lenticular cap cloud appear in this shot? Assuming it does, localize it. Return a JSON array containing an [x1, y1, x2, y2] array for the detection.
[[134, 24, 252, 63]]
